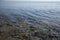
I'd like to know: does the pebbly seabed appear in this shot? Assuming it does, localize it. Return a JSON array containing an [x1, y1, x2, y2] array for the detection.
[[0, 8, 60, 40]]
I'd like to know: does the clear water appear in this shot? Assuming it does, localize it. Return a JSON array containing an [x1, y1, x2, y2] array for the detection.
[[0, 1, 60, 28]]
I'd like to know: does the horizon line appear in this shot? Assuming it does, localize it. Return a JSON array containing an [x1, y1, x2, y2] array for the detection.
[[1, 1, 60, 2]]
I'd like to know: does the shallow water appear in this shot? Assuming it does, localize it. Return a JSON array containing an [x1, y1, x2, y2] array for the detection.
[[0, 1, 60, 29], [0, 1, 60, 40]]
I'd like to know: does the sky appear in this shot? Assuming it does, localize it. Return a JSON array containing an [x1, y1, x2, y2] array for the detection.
[[3, 0, 60, 1]]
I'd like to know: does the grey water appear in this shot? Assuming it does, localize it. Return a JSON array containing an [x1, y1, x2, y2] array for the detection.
[[0, 1, 60, 29]]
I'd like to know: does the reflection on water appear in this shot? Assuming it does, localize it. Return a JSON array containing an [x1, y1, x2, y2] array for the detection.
[[0, 1, 60, 29], [0, 1, 60, 9], [0, 1, 60, 40], [0, 8, 60, 28], [0, 1, 60, 30]]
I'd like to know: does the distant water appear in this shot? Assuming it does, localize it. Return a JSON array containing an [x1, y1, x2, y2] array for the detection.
[[0, 1, 60, 9], [0, 1, 60, 28]]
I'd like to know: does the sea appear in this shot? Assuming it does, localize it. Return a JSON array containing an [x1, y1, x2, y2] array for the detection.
[[0, 1, 60, 30]]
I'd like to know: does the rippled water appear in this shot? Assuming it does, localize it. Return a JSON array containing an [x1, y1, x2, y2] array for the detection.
[[0, 1, 60, 29]]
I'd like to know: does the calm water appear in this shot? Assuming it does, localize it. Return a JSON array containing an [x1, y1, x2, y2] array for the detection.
[[0, 1, 60, 9], [0, 1, 60, 28]]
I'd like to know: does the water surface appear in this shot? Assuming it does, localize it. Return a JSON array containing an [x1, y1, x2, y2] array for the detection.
[[0, 1, 60, 29]]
